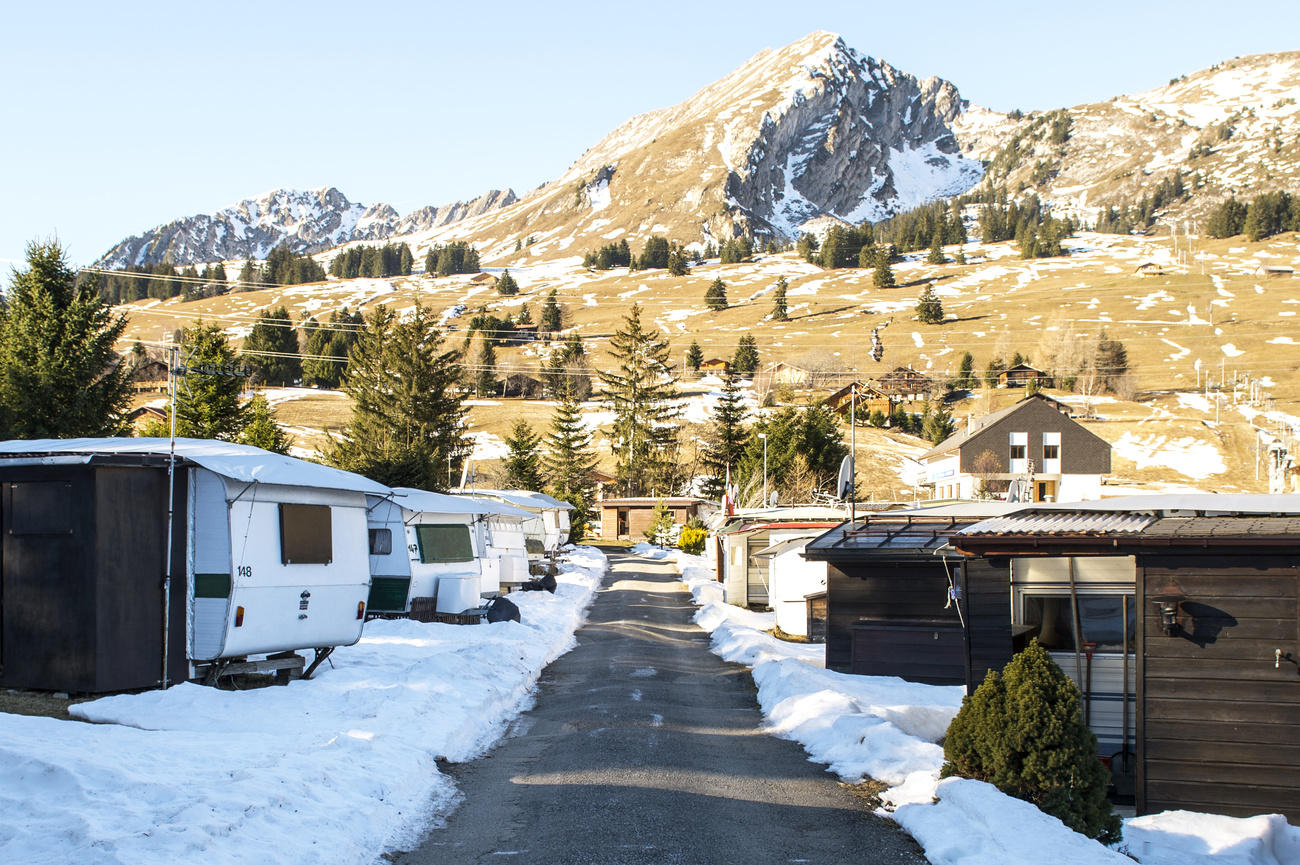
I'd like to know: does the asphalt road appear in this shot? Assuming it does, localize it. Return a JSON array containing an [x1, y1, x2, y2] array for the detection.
[[397, 552, 928, 865]]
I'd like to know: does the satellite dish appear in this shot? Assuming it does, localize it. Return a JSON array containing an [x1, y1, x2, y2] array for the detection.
[[837, 454, 855, 500]]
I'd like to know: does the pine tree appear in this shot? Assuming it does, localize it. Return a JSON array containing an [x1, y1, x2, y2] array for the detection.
[[667, 246, 690, 276], [545, 384, 599, 539], [916, 284, 945, 324], [598, 303, 682, 496], [736, 404, 846, 505], [542, 333, 592, 400], [501, 419, 546, 491], [323, 303, 469, 490], [0, 241, 132, 438], [243, 306, 301, 386], [1094, 330, 1129, 393], [942, 641, 1121, 843], [927, 230, 945, 264], [517, 303, 533, 326], [700, 368, 750, 499], [686, 341, 704, 375], [238, 393, 291, 454], [495, 269, 519, 296], [873, 258, 895, 288], [921, 400, 954, 444], [540, 289, 562, 333], [704, 277, 728, 311], [301, 308, 361, 389], [474, 337, 498, 396], [956, 352, 976, 390], [732, 334, 759, 375], [172, 322, 249, 440], [771, 276, 789, 321]]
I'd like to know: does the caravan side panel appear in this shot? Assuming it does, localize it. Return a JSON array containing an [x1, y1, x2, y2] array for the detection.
[[190, 468, 233, 660]]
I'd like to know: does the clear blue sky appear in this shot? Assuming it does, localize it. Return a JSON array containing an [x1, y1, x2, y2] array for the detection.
[[2, 0, 1295, 274]]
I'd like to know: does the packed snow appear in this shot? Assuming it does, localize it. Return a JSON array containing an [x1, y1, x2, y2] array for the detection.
[[0, 548, 608, 865], [664, 548, 1296, 865]]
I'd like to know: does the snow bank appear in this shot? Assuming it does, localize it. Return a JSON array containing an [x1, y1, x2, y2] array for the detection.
[[664, 551, 1295, 865], [0, 548, 607, 865]]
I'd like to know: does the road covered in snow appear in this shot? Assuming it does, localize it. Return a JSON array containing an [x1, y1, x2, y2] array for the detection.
[[0, 548, 607, 865], [664, 547, 1300, 865]]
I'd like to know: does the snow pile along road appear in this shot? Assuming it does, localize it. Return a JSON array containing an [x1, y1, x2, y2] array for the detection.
[[664, 548, 1298, 865], [0, 547, 607, 865]]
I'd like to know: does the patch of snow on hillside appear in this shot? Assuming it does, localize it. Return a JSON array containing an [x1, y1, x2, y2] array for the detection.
[[1221, 344, 1245, 357], [1114, 433, 1225, 479], [1176, 393, 1213, 413], [912, 332, 924, 347], [1161, 339, 1190, 362], [1268, 336, 1297, 345]]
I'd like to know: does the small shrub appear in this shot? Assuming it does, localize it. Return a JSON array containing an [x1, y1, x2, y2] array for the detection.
[[677, 526, 707, 555], [941, 640, 1122, 844]]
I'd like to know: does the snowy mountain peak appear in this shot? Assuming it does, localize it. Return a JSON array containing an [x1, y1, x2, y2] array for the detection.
[[95, 186, 517, 268]]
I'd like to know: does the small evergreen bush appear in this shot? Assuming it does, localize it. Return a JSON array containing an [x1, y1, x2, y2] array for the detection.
[[941, 640, 1122, 843], [677, 526, 707, 555]]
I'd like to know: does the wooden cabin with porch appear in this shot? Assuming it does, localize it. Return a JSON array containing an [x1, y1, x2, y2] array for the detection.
[[950, 495, 1300, 822], [870, 366, 934, 404], [997, 363, 1054, 389]]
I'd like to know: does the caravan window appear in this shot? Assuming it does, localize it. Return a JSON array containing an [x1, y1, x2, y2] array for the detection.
[[279, 503, 333, 564], [7, 482, 75, 535], [415, 524, 474, 563], [369, 528, 392, 556], [1020, 593, 1134, 653]]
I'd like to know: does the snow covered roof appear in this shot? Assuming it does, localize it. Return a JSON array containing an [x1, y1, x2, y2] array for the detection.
[[0, 438, 390, 495], [460, 489, 576, 511], [392, 488, 532, 518]]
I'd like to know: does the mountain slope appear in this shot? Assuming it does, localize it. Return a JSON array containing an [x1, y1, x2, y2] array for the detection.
[[94, 186, 516, 268], [958, 51, 1300, 225], [415, 31, 984, 263]]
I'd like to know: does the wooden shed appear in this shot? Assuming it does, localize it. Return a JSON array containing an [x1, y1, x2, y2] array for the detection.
[[801, 504, 1021, 685], [599, 496, 707, 540], [950, 496, 1300, 822], [997, 363, 1054, 389]]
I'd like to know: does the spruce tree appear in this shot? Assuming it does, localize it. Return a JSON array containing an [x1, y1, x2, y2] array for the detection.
[[942, 641, 1121, 843], [916, 284, 945, 324], [243, 306, 301, 386], [0, 241, 132, 439], [927, 231, 945, 264], [771, 276, 789, 321], [474, 337, 498, 397], [685, 341, 704, 375], [873, 258, 895, 288], [598, 303, 681, 496], [238, 393, 291, 454], [700, 368, 750, 498], [1094, 330, 1129, 393], [545, 384, 599, 539], [704, 277, 728, 311], [501, 419, 547, 491], [540, 289, 562, 333], [956, 352, 976, 390], [517, 303, 532, 326], [172, 322, 250, 441], [732, 334, 759, 375], [323, 303, 469, 490], [495, 269, 519, 296], [542, 333, 592, 400]]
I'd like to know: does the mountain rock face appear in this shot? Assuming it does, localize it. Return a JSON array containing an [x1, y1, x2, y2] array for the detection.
[[95, 187, 516, 268], [433, 31, 986, 261]]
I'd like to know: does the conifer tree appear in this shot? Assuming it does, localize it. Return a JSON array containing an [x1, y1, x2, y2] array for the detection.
[[0, 241, 132, 438], [545, 384, 599, 539], [474, 336, 498, 396], [598, 303, 681, 496], [942, 641, 1121, 843], [920, 400, 954, 444], [172, 322, 250, 440], [771, 276, 789, 321], [873, 258, 895, 288], [927, 230, 945, 264], [540, 289, 562, 333], [324, 303, 468, 490], [956, 352, 976, 390], [667, 246, 690, 276], [501, 419, 546, 491], [1094, 330, 1129, 393], [685, 341, 704, 375], [495, 269, 519, 296], [732, 334, 759, 375], [704, 277, 728, 311], [301, 308, 361, 388], [517, 303, 533, 326], [700, 368, 750, 498], [542, 333, 592, 400], [243, 306, 301, 386], [915, 284, 945, 324], [238, 393, 291, 454]]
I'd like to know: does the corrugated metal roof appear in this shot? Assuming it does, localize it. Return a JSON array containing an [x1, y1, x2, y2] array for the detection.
[[959, 512, 1156, 536]]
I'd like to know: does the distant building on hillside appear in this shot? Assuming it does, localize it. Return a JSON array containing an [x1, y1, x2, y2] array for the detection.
[[869, 366, 934, 403], [997, 363, 1053, 389], [1134, 261, 1164, 276], [823, 381, 893, 418], [918, 393, 1110, 502], [700, 358, 730, 374], [1258, 264, 1294, 279]]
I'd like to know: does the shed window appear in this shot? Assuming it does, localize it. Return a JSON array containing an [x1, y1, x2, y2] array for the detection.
[[369, 528, 392, 556], [279, 503, 333, 564], [1020, 593, 1134, 653], [7, 482, 75, 535], [414, 524, 474, 563]]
